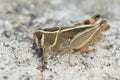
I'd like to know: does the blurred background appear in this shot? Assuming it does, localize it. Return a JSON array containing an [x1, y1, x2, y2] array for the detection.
[[0, 0, 120, 27], [0, 0, 120, 34], [0, 0, 120, 80]]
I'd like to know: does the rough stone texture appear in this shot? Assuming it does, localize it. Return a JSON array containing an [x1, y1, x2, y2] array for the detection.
[[0, 0, 120, 80]]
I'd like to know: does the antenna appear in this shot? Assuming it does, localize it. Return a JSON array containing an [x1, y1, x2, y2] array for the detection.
[[14, 15, 32, 35]]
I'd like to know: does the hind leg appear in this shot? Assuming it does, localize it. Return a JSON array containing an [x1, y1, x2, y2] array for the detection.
[[73, 46, 95, 53], [75, 13, 101, 25], [67, 52, 74, 67]]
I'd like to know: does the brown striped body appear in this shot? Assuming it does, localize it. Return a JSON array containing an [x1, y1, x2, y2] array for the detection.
[[33, 14, 110, 54]]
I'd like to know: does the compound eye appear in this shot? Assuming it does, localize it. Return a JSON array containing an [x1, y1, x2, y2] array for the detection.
[[35, 32, 42, 40]]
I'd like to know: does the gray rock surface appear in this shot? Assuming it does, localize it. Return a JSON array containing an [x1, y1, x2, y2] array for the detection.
[[0, 0, 120, 80]]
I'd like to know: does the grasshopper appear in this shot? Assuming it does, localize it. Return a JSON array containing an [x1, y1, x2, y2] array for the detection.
[[17, 13, 110, 66]]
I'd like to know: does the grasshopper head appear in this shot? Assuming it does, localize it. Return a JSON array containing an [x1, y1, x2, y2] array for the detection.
[[34, 31, 42, 40], [33, 31, 43, 48]]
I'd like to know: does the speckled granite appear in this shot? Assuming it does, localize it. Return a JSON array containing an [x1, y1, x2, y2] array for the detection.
[[0, 0, 120, 80]]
